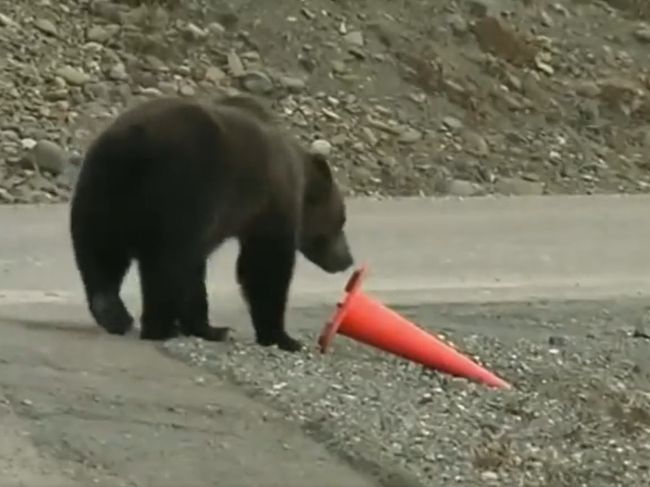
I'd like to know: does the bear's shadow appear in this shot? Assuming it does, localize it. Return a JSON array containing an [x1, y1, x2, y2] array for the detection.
[[0, 316, 124, 338]]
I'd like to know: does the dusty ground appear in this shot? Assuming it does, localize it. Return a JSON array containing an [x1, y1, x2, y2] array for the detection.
[[165, 298, 650, 487], [0, 303, 393, 487], [3, 0, 650, 202]]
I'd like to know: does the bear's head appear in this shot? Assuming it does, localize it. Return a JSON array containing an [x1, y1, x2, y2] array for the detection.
[[299, 152, 354, 274]]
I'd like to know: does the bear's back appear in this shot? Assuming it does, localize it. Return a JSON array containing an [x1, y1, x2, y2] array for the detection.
[[74, 96, 306, 246]]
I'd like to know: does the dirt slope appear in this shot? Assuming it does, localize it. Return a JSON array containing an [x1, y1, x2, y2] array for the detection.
[[2, 0, 650, 203]]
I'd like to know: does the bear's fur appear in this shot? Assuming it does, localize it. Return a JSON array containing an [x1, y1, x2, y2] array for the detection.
[[69, 95, 354, 352]]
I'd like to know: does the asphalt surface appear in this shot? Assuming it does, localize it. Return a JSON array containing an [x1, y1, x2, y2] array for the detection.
[[1, 194, 650, 485]]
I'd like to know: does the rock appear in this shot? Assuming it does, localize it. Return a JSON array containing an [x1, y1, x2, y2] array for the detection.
[[240, 71, 273, 94], [444, 178, 484, 197], [34, 18, 58, 36], [574, 80, 601, 98], [87, 24, 119, 43], [158, 81, 177, 94], [279, 76, 306, 93], [204, 66, 226, 83], [184, 23, 208, 41], [331, 60, 347, 74], [539, 10, 554, 27], [344, 31, 364, 47], [633, 324, 650, 339], [462, 130, 489, 156], [548, 336, 568, 347], [362, 127, 379, 146], [398, 128, 422, 143], [208, 22, 226, 36], [480, 471, 499, 482], [447, 14, 468, 35], [472, 16, 537, 66], [58, 162, 81, 189], [21, 138, 37, 150], [633, 27, 650, 43], [108, 62, 129, 81], [23, 140, 69, 175], [179, 84, 195, 97], [0, 188, 14, 203], [442, 116, 463, 131], [366, 20, 400, 47], [495, 177, 544, 196], [311, 139, 332, 156], [227, 51, 245, 77], [56, 66, 91, 85], [0, 13, 19, 28], [90, 1, 121, 22], [467, 0, 502, 18]]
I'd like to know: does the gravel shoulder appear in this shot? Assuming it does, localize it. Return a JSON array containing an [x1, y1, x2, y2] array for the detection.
[[164, 297, 650, 487]]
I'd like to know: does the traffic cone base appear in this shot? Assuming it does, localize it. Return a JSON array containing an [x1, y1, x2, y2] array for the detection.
[[318, 265, 511, 389]]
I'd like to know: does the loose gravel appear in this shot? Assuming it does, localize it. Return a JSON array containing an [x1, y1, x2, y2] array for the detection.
[[163, 299, 650, 487]]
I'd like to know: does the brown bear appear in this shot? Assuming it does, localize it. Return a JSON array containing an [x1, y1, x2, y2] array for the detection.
[[69, 94, 354, 352]]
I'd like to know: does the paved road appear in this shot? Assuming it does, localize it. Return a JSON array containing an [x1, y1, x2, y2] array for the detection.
[[1, 194, 650, 485]]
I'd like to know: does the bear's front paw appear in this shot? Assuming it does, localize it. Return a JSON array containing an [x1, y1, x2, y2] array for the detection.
[[275, 332, 303, 352], [91, 294, 133, 335], [256, 331, 302, 352]]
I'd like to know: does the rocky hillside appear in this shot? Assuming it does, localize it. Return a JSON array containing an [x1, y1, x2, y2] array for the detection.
[[2, 0, 650, 203]]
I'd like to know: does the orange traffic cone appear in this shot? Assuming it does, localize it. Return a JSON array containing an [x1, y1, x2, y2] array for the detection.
[[318, 265, 511, 389]]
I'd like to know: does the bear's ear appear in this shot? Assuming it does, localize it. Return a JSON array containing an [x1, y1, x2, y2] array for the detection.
[[305, 153, 334, 205]]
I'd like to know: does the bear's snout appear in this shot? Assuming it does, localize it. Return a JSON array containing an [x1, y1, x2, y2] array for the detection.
[[303, 231, 354, 274]]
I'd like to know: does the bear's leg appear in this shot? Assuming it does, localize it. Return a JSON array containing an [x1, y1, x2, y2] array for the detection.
[[137, 254, 182, 341], [177, 260, 230, 342], [236, 232, 302, 352], [72, 231, 133, 335]]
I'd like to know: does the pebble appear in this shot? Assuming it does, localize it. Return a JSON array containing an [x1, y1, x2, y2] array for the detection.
[[447, 14, 468, 35], [495, 177, 544, 196], [204, 66, 226, 83], [88, 24, 119, 43], [398, 128, 422, 144], [444, 178, 484, 197], [34, 18, 58, 36], [548, 335, 568, 347], [23, 140, 69, 175], [310, 139, 333, 156], [279, 76, 306, 93], [56, 66, 91, 85], [0, 13, 18, 28], [179, 84, 196, 97], [108, 62, 128, 81], [227, 51, 245, 77], [633, 27, 650, 43], [462, 130, 490, 156], [185, 23, 208, 40], [241, 71, 274, 94], [343, 31, 364, 47], [208, 22, 226, 36], [481, 471, 499, 481], [442, 116, 463, 131], [467, 0, 501, 18]]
